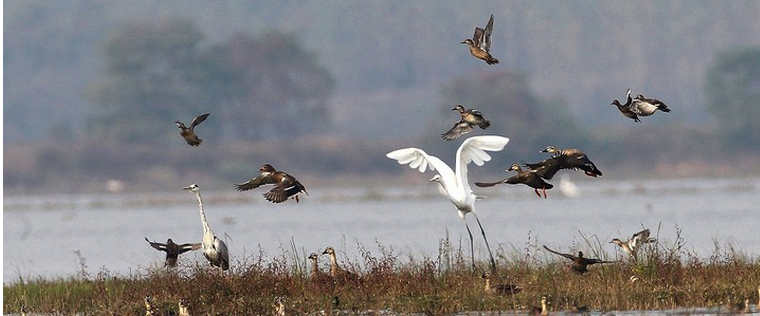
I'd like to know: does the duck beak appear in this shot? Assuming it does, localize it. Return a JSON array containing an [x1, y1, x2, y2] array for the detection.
[[460, 40, 467, 44], [182, 186, 192, 190]]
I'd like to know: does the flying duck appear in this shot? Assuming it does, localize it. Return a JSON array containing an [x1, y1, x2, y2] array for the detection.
[[441, 104, 491, 140], [234, 164, 308, 203], [461, 14, 499, 65], [175, 112, 210, 146], [543, 245, 616, 274], [611, 89, 640, 122], [481, 271, 522, 295], [610, 228, 657, 261], [476, 163, 553, 198], [525, 146, 602, 178], [144, 237, 201, 268], [632, 93, 671, 116]]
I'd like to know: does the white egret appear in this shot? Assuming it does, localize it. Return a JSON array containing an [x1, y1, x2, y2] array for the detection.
[[183, 184, 230, 271], [386, 135, 509, 271]]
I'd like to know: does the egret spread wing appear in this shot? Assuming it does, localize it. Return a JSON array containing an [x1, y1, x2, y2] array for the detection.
[[455, 135, 510, 190], [386, 148, 456, 190]]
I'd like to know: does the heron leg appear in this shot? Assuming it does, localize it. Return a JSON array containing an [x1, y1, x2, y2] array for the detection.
[[472, 213, 497, 272], [462, 218, 476, 271]]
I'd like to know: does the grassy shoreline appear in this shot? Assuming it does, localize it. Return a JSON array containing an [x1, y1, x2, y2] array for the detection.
[[5, 234, 760, 315]]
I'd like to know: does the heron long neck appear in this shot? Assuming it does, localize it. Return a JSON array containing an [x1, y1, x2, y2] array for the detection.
[[195, 192, 212, 235]]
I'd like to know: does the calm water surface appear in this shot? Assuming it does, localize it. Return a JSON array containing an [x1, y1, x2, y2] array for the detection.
[[4, 177, 759, 283]]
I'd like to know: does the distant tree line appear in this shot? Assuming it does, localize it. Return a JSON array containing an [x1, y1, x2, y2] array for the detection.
[[87, 18, 335, 145]]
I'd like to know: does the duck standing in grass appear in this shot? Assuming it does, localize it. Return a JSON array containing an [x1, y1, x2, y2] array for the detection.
[[144, 237, 201, 268], [530, 296, 548, 315], [175, 113, 210, 146], [481, 271, 522, 295], [234, 164, 308, 203], [322, 246, 357, 281], [610, 228, 657, 261], [543, 245, 616, 274], [476, 163, 553, 198], [525, 146, 602, 178], [441, 104, 491, 141], [178, 299, 191, 316], [461, 14, 499, 65]]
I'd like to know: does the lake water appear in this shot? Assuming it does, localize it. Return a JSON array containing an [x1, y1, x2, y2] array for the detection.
[[3, 176, 759, 283]]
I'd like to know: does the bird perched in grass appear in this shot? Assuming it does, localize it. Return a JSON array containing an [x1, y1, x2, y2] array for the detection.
[[610, 228, 657, 260], [175, 113, 210, 146], [144, 237, 201, 268], [543, 245, 616, 274], [481, 271, 522, 295], [461, 14, 499, 65]]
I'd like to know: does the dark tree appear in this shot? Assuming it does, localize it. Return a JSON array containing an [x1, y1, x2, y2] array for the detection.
[[87, 18, 209, 144], [705, 48, 760, 148], [219, 31, 336, 140]]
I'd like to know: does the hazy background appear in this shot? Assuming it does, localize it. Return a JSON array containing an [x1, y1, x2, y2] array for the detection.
[[5, 0, 760, 195]]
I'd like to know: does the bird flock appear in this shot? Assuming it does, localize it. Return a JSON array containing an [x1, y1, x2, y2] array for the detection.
[[142, 13, 676, 314]]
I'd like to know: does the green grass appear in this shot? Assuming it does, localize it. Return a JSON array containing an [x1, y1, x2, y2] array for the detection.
[[5, 231, 760, 315]]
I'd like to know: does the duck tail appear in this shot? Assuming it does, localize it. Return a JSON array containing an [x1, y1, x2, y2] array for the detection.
[[480, 120, 491, 129], [487, 57, 499, 65]]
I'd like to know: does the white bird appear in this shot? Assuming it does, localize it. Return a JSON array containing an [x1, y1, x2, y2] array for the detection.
[[183, 184, 230, 271], [386, 135, 509, 271]]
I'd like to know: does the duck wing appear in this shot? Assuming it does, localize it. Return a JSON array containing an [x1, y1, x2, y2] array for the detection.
[[543, 245, 577, 260], [481, 14, 494, 52], [145, 237, 167, 252], [189, 113, 210, 130], [234, 174, 275, 191], [441, 120, 474, 141]]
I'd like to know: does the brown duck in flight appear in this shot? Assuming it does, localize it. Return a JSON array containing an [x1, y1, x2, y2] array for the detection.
[[175, 113, 210, 146], [476, 163, 553, 198], [461, 14, 499, 65], [441, 104, 491, 141], [543, 245, 617, 274], [234, 164, 308, 203], [145, 237, 201, 268], [524, 146, 602, 179]]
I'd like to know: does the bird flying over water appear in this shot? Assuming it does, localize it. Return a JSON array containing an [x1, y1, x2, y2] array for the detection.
[[476, 163, 553, 198], [175, 113, 210, 146], [441, 104, 491, 141], [234, 164, 308, 203], [461, 14, 499, 65]]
